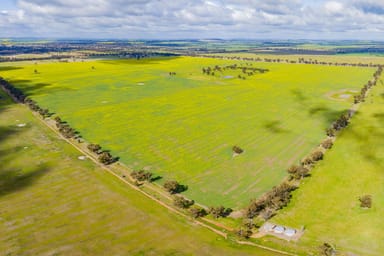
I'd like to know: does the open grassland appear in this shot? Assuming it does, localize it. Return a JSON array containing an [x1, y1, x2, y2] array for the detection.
[[0, 89, 283, 255], [0, 57, 374, 208], [272, 77, 384, 255]]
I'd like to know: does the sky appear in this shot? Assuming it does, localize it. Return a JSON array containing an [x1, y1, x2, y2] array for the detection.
[[0, 0, 384, 40]]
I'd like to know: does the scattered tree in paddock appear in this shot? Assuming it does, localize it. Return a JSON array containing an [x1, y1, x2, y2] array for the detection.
[[232, 145, 244, 154], [319, 242, 335, 256], [173, 196, 194, 209], [359, 195, 372, 208]]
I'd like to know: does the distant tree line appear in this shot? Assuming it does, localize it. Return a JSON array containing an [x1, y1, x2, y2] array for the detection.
[[0, 77, 26, 102], [198, 55, 384, 68], [202, 64, 269, 80], [354, 66, 383, 104]]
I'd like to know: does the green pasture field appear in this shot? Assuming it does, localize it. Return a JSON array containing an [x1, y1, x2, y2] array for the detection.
[[0, 56, 375, 208], [273, 77, 384, 255], [0, 89, 282, 255]]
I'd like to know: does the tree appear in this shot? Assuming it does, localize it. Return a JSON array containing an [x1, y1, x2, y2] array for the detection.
[[189, 206, 207, 218], [131, 170, 153, 182], [173, 196, 194, 208], [319, 242, 335, 256], [87, 143, 102, 153], [321, 138, 333, 149], [311, 150, 324, 161], [163, 180, 186, 194], [232, 145, 244, 154], [287, 165, 309, 180], [208, 206, 232, 218], [236, 228, 252, 239], [301, 157, 314, 166], [359, 195, 372, 208], [98, 151, 115, 165], [326, 127, 336, 137]]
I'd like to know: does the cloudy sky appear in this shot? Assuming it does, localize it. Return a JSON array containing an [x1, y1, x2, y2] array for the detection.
[[1, 0, 384, 40]]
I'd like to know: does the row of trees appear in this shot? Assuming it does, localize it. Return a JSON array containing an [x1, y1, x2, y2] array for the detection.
[[86, 143, 118, 165], [53, 116, 78, 139], [245, 182, 297, 219], [202, 64, 269, 79], [354, 66, 383, 104], [0, 78, 55, 120], [0, 77, 26, 102], [199, 55, 383, 68]]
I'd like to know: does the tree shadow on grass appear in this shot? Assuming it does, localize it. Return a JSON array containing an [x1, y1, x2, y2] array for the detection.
[[0, 66, 24, 72], [308, 105, 349, 124], [6, 79, 74, 98], [0, 166, 51, 197], [263, 120, 289, 133], [0, 123, 52, 197]]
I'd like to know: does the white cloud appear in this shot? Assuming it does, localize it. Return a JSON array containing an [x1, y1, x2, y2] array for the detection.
[[0, 0, 382, 39]]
